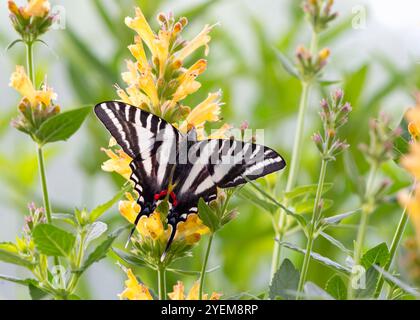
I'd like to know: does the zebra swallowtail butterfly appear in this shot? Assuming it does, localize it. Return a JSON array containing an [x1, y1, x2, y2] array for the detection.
[[94, 101, 286, 259]]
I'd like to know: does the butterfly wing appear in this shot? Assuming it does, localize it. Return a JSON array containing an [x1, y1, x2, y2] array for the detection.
[[172, 139, 286, 214], [94, 101, 182, 213]]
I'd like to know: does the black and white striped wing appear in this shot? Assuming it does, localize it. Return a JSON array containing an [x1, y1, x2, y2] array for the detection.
[[172, 139, 286, 215], [94, 101, 182, 209]]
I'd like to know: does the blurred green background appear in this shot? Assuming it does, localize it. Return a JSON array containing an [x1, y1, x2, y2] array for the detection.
[[1, 0, 419, 299]]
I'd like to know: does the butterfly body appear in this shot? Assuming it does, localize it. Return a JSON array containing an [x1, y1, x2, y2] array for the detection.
[[94, 101, 286, 258]]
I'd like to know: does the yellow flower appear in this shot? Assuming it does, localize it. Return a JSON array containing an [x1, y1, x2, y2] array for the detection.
[[9, 66, 37, 105], [128, 36, 148, 70], [179, 90, 222, 133], [168, 281, 222, 300], [154, 30, 171, 77], [398, 186, 420, 248], [9, 66, 57, 107], [101, 147, 132, 180], [24, 0, 50, 18], [208, 123, 232, 139], [175, 214, 210, 245], [401, 143, 420, 181], [125, 7, 156, 55], [138, 69, 160, 108], [408, 122, 420, 140], [119, 193, 164, 240], [175, 24, 215, 62], [119, 268, 153, 300]]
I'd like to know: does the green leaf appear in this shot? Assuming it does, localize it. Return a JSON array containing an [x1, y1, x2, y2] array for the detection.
[[321, 209, 360, 226], [354, 267, 379, 299], [198, 198, 219, 232], [393, 117, 410, 162], [361, 242, 390, 269], [237, 186, 277, 214], [372, 265, 420, 297], [90, 185, 129, 222], [76, 227, 126, 274], [29, 283, 49, 300], [112, 247, 147, 267], [167, 266, 219, 276], [319, 232, 352, 255], [52, 213, 77, 226], [35, 106, 91, 145], [32, 224, 76, 257], [284, 183, 333, 200], [280, 241, 351, 274], [269, 258, 300, 300], [325, 275, 347, 300], [274, 49, 300, 79], [0, 242, 34, 268], [6, 39, 23, 51], [0, 274, 49, 299], [294, 198, 333, 214]]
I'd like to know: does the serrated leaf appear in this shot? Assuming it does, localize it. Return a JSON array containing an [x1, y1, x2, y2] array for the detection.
[[280, 241, 351, 274], [198, 198, 218, 232], [32, 224, 76, 257], [0, 242, 34, 268], [361, 242, 390, 269], [35, 107, 91, 145], [325, 275, 347, 300], [269, 258, 300, 300]]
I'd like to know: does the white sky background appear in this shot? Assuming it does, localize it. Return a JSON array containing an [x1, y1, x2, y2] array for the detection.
[[1, 0, 420, 299]]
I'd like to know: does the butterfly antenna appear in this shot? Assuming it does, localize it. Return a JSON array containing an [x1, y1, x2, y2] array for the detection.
[[160, 223, 177, 262], [125, 212, 143, 248]]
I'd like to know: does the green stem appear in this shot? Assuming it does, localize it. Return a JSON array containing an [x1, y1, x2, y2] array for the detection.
[[26, 41, 35, 84], [199, 234, 214, 300], [157, 266, 166, 300], [270, 31, 319, 278], [374, 184, 414, 298], [348, 164, 378, 299], [296, 159, 328, 299], [37, 146, 53, 223]]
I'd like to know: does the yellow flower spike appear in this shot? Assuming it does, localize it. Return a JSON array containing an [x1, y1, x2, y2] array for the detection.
[[401, 143, 420, 180], [137, 212, 164, 240], [9, 66, 37, 106], [178, 59, 208, 84], [172, 76, 202, 103], [121, 60, 140, 87], [128, 36, 148, 70], [154, 30, 171, 77], [175, 24, 216, 62], [119, 269, 153, 300], [8, 1, 20, 16], [118, 193, 140, 226], [35, 84, 57, 106], [168, 281, 185, 300], [398, 187, 420, 248], [125, 7, 157, 55], [138, 69, 160, 108], [101, 148, 132, 180], [168, 280, 221, 300], [175, 214, 210, 245], [24, 0, 51, 18], [179, 90, 222, 133], [126, 86, 150, 109]]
